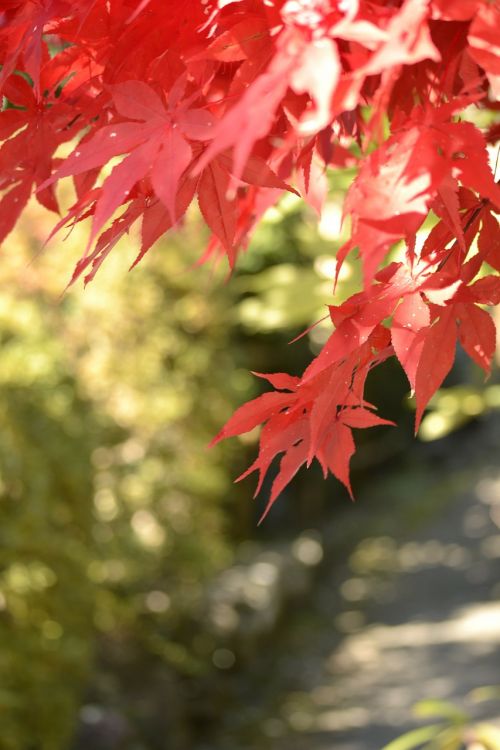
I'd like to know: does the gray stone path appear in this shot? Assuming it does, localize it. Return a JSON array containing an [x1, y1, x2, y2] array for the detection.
[[269, 435, 500, 749], [200, 417, 500, 750]]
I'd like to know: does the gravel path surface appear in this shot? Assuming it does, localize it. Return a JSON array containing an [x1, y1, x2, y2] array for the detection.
[[269, 420, 500, 750], [200, 416, 500, 750]]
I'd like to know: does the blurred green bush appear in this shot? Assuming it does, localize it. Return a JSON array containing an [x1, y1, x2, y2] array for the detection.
[[0, 203, 259, 748], [0, 186, 366, 747], [382, 691, 500, 750]]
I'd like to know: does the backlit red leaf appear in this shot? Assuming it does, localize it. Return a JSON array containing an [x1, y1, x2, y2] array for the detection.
[[415, 308, 457, 431], [151, 129, 192, 223], [210, 391, 294, 447], [318, 422, 355, 499], [392, 292, 430, 391], [457, 303, 496, 375], [197, 160, 237, 257]]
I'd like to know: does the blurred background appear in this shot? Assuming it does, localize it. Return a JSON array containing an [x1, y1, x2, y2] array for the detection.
[[1, 170, 499, 750]]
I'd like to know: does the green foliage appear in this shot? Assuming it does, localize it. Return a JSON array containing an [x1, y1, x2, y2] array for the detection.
[[383, 692, 500, 750], [0, 384, 96, 749], [419, 385, 500, 442], [0, 185, 366, 746], [0, 205, 253, 748], [235, 179, 359, 340]]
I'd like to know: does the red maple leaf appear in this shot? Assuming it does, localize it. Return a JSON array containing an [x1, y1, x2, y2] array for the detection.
[[0, 0, 498, 517]]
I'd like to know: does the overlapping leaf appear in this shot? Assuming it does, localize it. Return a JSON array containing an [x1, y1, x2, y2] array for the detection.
[[0, 0, 499, 516]]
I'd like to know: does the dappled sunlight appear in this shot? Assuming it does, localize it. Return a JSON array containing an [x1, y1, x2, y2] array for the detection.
[[207, 532, 325, 640], [268, 463, 500, 749], [329, 600, 500, 669], [476, 475, 500, 507], [419, 387, 500, 442]]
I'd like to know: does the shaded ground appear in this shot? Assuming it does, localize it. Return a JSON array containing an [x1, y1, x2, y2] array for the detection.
[[203, 415, 500, 750], [275, 477, 500, 749]]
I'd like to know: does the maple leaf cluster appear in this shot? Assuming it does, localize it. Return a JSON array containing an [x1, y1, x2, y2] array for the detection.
[[1, 0, 499, 519]]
